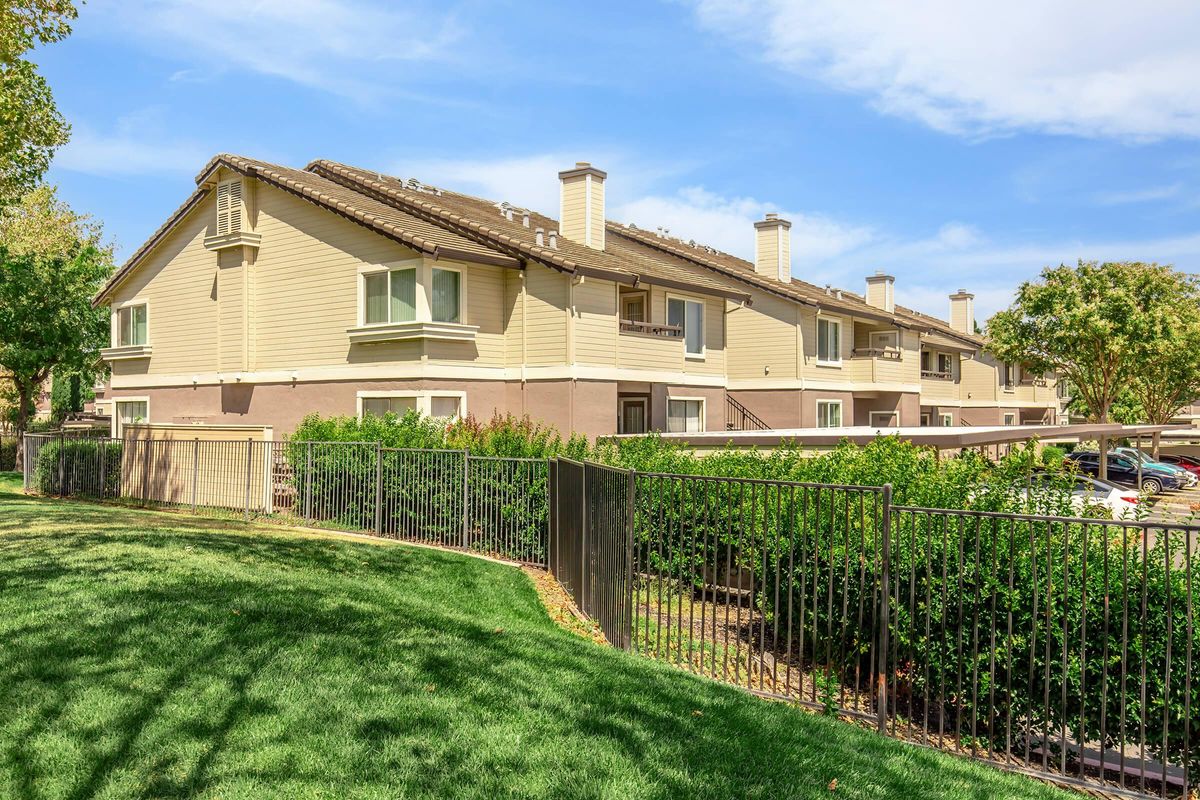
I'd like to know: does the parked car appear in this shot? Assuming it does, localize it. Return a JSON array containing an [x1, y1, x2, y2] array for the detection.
[[1153, 452, 1200, 476], [1063, 451, 1184, 495], [1013, 472, 1142, 519], [1111, 447, 1198, 488]]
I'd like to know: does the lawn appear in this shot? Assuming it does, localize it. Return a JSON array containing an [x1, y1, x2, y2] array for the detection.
[[0, 472, 1076, 800]]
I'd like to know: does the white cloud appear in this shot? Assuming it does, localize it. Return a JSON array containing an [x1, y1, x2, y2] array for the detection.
[[688, 0, 1200, 140], [611, 186, 875, 268], [89, 0, 465, 100], [1092, 183, 1183, 206], [398, 154, 569, 217], [54, 109, 209, 176]]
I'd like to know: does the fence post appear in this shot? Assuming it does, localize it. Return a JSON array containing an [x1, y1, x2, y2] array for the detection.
[[244, 438, 252, 523], [581, 463, 589, 616], [304, 441, 313, 527], [460, 450, 470, 549], [623, 468, 636, 652], [547, 459, 557, 575], [876, 483, 893, 735], [374, 441, 383, 536], [57, 432, 65, 497], [191, 438, 199, 514]]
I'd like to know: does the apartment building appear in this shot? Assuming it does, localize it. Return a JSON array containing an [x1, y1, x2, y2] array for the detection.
[[95, 154, 1055, 439], [95, 155, 748, 439], [608, 224, 1057, 429]]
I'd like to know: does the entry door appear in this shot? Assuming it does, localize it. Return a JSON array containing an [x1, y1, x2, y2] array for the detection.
[[619, 398, 648, 434]]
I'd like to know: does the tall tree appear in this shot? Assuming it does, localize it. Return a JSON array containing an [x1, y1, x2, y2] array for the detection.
[[0, 244, 110, 465], [987, 261, 1198, 424], [0, 1, 77, 207]]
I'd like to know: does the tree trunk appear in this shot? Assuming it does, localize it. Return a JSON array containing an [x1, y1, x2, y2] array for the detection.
[[12, 386, 30, 474]]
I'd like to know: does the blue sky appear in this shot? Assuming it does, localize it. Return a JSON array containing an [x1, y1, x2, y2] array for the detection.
[[34, 0, 1200, 321]]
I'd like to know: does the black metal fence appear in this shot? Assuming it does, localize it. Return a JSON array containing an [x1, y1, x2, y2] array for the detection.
[[547, 459, 1199, 799], [22, 434, 549, 565]]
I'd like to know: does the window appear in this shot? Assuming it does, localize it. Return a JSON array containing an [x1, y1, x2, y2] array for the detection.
[[620, 293, 646, 323], [667, 297, 705, 357], [363, 268, 417, 325], [431, 268, 461, 323], [361, 396, 418, 418], [817, 318, 841, 364], [869, 330, 897, 351], [115, 399, 148, 437], [429, 396, 462, 419], [1003, 412, 1017, 426], [118, 304, 148, 346], [1002, 363, 1017, 390], [937, 353, 953, 375], [359, 392, 464, 420], [920, 412, 932, 427], [939, 413, 953, 427], [920, 350, 932, 372], [667, 398, 704, 432], [816, 400, 842, 428], [215, 178, 243, 235]]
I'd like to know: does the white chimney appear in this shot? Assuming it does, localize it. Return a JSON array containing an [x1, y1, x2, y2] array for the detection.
[[865, 271, 895, 313], [558, 162, 606, 250], [949, 289, 975, 334], [753, 213, 791, 283]]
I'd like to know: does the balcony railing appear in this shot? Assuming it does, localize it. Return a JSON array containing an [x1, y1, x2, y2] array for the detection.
[[921, 369, 952, 380], [851, 347, 901, 360], [619, 319, 682, 338]]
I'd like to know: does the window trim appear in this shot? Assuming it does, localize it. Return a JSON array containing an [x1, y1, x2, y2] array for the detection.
[[430, 264, 465, 325], [113, 298, 150, 347], [358, 260, 422, 327], [666, 395, 706, 433], [1003, 412, 1017, 426], [816, 316, 843, 367], [356, 390, 466, 421], [666, 293, 706, 360], [619, 290, 649, 324], [1002, 362, 1018, 391], [939, 413, 954, 427], [112, 396, 150, 438], [816, 399, 843, 428]]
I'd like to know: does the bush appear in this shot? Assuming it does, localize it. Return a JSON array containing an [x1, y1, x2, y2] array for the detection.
[[32, 438, 122, 497], [0, 436, 16, 471]]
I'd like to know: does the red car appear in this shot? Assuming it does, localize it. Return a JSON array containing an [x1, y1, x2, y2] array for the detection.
[[1156, 453, 1200, 475]]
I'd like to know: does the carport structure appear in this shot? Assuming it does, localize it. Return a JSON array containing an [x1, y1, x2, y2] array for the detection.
[[625, 422, 1191, 481]]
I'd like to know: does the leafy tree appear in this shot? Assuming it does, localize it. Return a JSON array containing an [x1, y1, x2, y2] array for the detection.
[[0, 1, 78, 206], [987, 261, 1199, 423], [0, 244, 110, 466]]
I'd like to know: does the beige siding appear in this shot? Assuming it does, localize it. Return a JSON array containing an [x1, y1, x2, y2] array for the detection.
[[727, 290, 797, 379], [524, 264, 568, 366], [573, 277, 618, 366], [108, 193, 221, 379], [962, 354, 999, 402], [588, 177, 605, 250], [504, 269, 524, 367], [559, 175, 587, 246]]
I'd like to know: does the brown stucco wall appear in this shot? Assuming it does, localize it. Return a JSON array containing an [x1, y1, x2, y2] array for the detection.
[[728, 389, 803, 429]]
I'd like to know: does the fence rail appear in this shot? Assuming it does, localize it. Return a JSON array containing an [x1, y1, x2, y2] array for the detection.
[[19, 432, 1200, 798]]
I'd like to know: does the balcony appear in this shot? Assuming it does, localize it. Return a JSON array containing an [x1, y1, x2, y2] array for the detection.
[[921, 369, 952, 380], [619, 319, 682, 338], [851, 347, 901, 360]]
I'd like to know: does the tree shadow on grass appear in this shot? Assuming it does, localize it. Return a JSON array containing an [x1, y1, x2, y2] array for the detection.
[[0, 497, 1073, 800]]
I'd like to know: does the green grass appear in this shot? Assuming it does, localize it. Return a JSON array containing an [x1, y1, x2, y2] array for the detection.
[[0, 472, 1075, 800]]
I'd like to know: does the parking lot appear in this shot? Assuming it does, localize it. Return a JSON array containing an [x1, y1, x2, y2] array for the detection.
[[1147, 482, 1200, 524]]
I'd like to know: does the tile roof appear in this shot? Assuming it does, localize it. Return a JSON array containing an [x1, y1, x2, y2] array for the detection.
[[306, 160, 752, 302]]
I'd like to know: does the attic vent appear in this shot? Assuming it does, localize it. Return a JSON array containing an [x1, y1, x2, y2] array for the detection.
[[215, 179, 243, 236]]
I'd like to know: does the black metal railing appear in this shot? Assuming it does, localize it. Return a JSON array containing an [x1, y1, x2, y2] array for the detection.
[[725, 395, 770, 431]]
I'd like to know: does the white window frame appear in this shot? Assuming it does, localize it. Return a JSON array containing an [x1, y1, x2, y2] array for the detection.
[[358, 260, 421, 327], [816, 316, 842, 366], [816, 399, 843, 428], [920, 411, 932, 427], [112, 396, 150, 437], [356, 390, 466, 421], [618, 397, 649, 434], [937, 352, 954, 375], [666, 396, 706, 433], [666, 294, 706, 359], [112, 298, 150, 348], [939, 413, 954, 427], [1003, 412, 1017, 426], [430, 264, 465, 325]]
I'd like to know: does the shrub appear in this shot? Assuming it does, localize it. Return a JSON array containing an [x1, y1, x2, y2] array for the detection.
[[0, 436, 16, 471], [32, 438, 122, 497]]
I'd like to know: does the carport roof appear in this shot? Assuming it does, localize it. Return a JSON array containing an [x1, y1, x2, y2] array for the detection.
[[615, 423, 1191, 449]]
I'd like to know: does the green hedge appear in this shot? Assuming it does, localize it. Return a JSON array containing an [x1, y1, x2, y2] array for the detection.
[[0, 437, 16, 471], [32, 438, 122, 497]]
